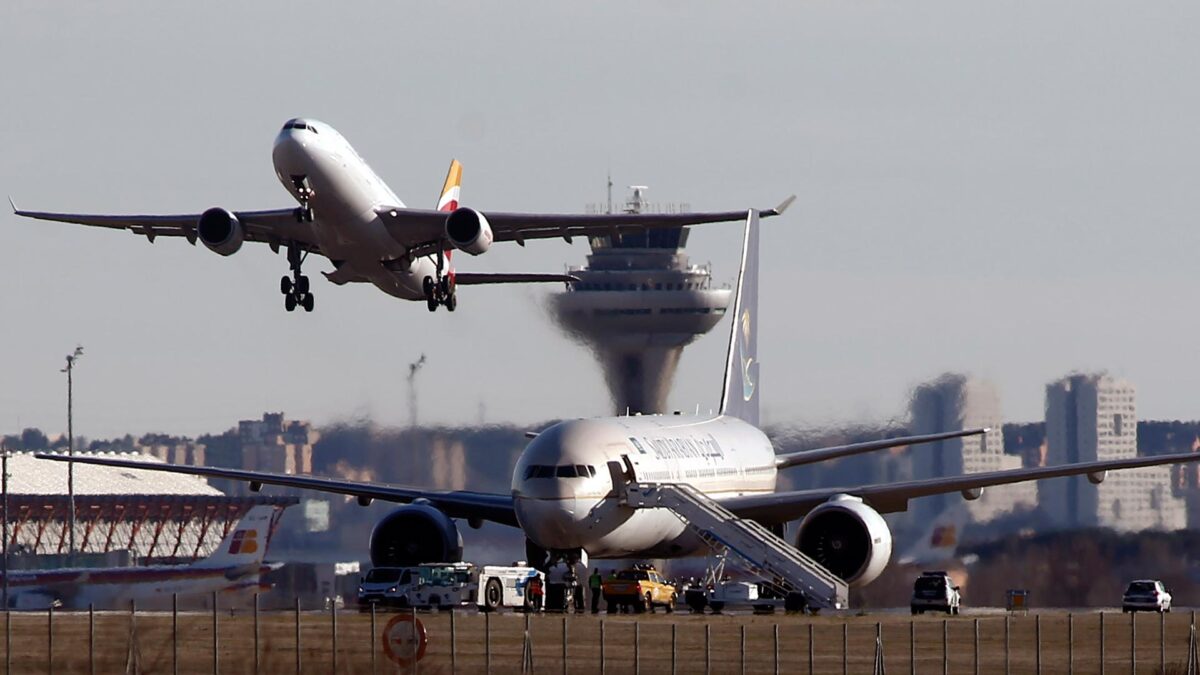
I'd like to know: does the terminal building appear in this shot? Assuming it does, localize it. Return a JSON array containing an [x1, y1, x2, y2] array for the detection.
[[549, 185, 733, 414], [1041, 373, 1185, 531], [2, 452, 293, 565], [908, 374, 1036, 526]]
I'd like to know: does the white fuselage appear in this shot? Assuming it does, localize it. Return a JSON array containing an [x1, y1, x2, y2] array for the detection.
[[511, 414, 777, 559], [270, 119, 439, 299], [5, 562, 267, 610]]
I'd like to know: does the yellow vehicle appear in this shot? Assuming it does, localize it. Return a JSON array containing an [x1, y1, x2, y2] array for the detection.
[[601, 565, 677, 613]]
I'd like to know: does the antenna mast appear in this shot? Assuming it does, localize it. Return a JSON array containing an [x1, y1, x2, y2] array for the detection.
[[407, 354, 427, 427]]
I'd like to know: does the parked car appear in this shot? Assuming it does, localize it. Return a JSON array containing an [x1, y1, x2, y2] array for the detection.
[[910, 571, 961, 615], [1122, 580, 1172, 613]]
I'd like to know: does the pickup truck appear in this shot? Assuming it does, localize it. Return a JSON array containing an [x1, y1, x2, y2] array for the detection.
[[601, 565, 676, 613]]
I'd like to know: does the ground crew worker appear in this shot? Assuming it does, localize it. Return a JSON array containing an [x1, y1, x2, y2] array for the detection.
[[589, 568, 603, 613], [527, 574, 544, 612]]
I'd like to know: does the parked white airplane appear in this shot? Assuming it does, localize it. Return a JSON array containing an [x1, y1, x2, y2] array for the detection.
[[13, 118, 791, 312], [3, 505, 284, 610], [41, 212, 1200, 601]]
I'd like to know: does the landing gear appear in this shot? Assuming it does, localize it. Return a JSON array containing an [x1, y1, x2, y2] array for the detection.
[[422, 274, 457, 312], [422, 247, 457, 312], [282, 244, 314, 312]]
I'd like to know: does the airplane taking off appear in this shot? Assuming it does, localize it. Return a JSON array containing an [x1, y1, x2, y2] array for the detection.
[[2, 505, 285, 610], [42, 212, 1200, 604], [13, 118, 792, 313]]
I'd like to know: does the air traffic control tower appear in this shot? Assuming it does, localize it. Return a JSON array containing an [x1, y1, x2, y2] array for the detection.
[[550, 184, 732, 414]]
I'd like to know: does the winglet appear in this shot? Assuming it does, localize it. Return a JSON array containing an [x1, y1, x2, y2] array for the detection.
[[8, 196, 16, 214], [763, 194, 796, 218]]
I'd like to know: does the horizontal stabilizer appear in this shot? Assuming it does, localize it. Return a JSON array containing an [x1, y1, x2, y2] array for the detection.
[[454, 273, 579, 285]]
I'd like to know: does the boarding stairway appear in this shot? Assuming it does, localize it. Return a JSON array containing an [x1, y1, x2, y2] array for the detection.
[[608, 461, 849, 610]]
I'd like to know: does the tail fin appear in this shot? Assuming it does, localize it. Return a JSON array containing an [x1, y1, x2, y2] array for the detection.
[[719, 210, 760, 425], [196, 505, 281, 568], [437, 160, 463, 212]]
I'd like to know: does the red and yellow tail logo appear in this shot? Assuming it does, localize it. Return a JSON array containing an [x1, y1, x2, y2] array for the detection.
[[437, 160, 462, 212], [228, 529, 259, 555]]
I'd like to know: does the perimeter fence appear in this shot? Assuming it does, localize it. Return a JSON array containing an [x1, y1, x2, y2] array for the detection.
[[5, 595, 1200, 674]]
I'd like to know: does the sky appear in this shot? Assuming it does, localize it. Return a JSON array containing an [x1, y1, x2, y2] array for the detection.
[[2, 1, 1199, 440]]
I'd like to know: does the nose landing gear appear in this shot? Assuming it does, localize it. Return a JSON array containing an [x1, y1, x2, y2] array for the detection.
[[282, 244, 314, 312]]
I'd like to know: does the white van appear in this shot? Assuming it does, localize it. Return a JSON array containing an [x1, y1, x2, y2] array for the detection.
[[357, 562, 477, 610]]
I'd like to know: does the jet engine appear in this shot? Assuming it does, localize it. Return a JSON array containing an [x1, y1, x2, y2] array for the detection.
[[197, 207, 245, 256], [796, 494, 892, 588], [369, 502, 464, 567], [444, 207, 494, 255]]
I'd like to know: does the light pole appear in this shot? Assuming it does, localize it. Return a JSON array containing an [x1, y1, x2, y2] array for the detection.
[[62, 346, 83, 556], [2, 442, 8, 611]]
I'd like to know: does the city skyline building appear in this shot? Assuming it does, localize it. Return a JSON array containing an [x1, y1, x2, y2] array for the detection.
[[908, 374, 1036, 527], [1041, 373, 1185, 531]]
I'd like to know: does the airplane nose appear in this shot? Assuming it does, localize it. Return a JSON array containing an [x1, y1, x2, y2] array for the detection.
[[515, 496, 584, 548]]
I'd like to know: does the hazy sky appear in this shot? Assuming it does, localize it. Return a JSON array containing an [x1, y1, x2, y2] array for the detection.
[[3, 1, 1199, 440]]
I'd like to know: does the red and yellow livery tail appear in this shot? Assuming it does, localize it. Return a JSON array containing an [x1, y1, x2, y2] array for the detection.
[[437, 160, 462, 212]]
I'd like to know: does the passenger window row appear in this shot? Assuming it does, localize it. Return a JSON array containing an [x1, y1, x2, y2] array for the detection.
[[524, 464, 598, 479]]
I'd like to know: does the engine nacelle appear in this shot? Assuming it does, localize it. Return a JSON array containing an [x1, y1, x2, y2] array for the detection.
[[796, 494, 893, 588], [444, 207, 494, 255], [197, 207, 245, 256], [369, 503, 463, 567]]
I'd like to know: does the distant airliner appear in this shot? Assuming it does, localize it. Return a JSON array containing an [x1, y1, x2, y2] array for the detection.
[[42, 212, 1200, 601], [13, 118, 791, 312], [3, 505, 283, 610]]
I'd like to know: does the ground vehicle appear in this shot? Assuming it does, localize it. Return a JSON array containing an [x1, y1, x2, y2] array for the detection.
[[910, 571, 961, 615], [602, 564, 676, 613], [357, 563, 476, 610], [476, 565, 544, 612], [1122, 580, 1172, 613]]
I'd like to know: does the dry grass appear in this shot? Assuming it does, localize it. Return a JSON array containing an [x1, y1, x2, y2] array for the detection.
[[3, 608, 1198, 673]]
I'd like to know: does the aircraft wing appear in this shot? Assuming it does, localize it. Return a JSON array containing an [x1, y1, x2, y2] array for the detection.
[[379, 196, 795, 258], [12, 204, 323, 252], [721, 451, 1200, 524], [774, 428, 990, 469], [35, 454, 518, 527], [454, 273, 579, 285]]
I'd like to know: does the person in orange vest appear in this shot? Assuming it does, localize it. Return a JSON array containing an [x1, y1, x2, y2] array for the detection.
[[526, 574, 544, 612]]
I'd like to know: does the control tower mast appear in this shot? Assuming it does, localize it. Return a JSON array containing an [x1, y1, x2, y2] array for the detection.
[[550, 184, 733, 414]]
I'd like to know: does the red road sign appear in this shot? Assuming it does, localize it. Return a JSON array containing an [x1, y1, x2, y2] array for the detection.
[[382, 613, 428, 667]]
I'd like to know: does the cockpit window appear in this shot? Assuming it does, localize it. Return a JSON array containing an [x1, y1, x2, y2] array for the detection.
[[283, 120, 318, 133], [524, 464, 597, 480]]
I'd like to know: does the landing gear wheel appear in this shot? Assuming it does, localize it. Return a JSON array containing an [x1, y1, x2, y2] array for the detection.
[[426, 296, 439, 312], [280, 276, 293, 295], [285, 294, 297, 312], [302, 293, 314, 312], [422, 276, 435, 300], [296, 275, 310, 295], [445, 291, 457, 312]]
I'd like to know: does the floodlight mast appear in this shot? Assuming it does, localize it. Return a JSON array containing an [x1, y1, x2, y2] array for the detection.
[[62, 345, 83, 556]]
